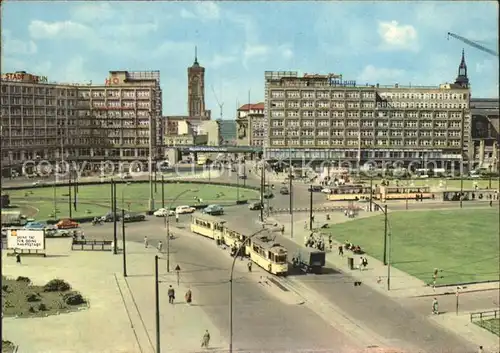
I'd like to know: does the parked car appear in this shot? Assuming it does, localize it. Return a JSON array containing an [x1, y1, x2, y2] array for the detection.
[[175, 205, 196, 214], [308, 185, 323, 192], [321, 188, 332, 194], [100, 211, 122, 222], [203, 204, 224, 215], [248, 202, 263, 210], [238, 174, 247, 179], [153, 208, 175, 217], [123, 213, 146, 223], [279, 186, 289, 195], [56, 219, 79, 229], [24, 221, 46, 229]]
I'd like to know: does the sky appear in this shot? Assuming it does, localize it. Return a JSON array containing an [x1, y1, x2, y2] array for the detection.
[[2, 1, 499, 118]]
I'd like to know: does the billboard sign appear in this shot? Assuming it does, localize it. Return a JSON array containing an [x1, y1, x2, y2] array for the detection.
[[7, 229, 45, 250]]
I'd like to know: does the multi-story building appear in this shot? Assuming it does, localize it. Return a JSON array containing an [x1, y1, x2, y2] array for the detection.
[[470, 98, 499, 169], [1, 70, 162, 175], [236, 103, 266, 147], [264, 53, 472, 170], [218, 120, 236, 145]]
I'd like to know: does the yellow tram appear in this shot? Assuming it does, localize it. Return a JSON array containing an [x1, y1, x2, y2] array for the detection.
[[189, 214, 288, 276], [247, 234, 288, 276], [378, 186, 432, 201], [326, 184, 375, 201], [190, 213, 225, 240]]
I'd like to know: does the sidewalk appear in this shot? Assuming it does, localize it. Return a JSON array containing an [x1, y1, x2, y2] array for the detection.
[[272, 211, 500, 298], [1, 239, 226, 353]]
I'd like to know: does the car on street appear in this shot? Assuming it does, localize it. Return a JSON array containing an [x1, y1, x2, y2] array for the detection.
[[263, 191, 274, 199], [321, 188, 332, 194], [175, 205, 196, 214], [203, 204, 224, 215], [24, 221, 46, 229], [100, 212, 121, 222], [123, 213, 146, 222], [32, 180, 44, 186], [279, 186, 289, 195], [56, 219, 79, 229], [308, 185, 323, 192], [153, 208, 175, 217], [248, 202, 263, 210]]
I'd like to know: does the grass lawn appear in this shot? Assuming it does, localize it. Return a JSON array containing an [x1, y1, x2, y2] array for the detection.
[[6, 183, 259, 220], [474, 318, 500, 337], [325, 209, 499, 285], [355, 178, 498, 190], [2, 277, 87, 318]]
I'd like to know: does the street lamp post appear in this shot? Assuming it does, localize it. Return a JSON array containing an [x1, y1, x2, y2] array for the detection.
[[122, 208, 127, 277], [229, 228, 268, 353], [161, 174, 165, 209], [488, 165, 492, 189], [371, 199, 391, 287], [309, 186, 313, 231], [289, 147, 293, 239], [165, 188, 197, 272], [154, 255, 160, 353]]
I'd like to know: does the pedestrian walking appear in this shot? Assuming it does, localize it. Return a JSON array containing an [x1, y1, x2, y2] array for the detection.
[[185, 288, 192, 305], [201, 330, 211, 348], [432, 297, 439, 315], [157, 241, 163, 253], [358, 257, 364, 271], [247, 261, 252, 272], [175, 213, 179, 223], [281, 225, 285, 235], [304, 221, 307, 230], [15, 253, 21, 264], [338, 245, 344, 256], [489, 200, 493, 207], [477, 346, 483, 353], [167, 285, 175, 304], [144, 236, 148, 248]]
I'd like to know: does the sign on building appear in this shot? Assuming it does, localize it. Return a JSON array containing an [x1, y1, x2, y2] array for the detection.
[[7, 229, 45, 250], [2, 72, 48, 83]]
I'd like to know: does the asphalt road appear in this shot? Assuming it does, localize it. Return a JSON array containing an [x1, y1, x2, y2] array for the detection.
[[82, 217, 360, 352], [215, 207, 479, 353]]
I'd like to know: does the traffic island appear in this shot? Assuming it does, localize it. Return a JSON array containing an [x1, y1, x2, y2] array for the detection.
[[2, 276, 87, 318]]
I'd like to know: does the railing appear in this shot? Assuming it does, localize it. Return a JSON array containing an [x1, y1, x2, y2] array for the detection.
[[470, 309, 499, 322], [71, 240, 113, 251]]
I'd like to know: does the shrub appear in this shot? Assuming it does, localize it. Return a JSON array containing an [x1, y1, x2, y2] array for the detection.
[[26, 293, 41, 302], [2, 284, 9, 292], [43, 279, 71, 292], [28, 306, 36, 313], [16, 276, 31, 284], [63, 292, 86, 306], [38, 303, 48, 311]]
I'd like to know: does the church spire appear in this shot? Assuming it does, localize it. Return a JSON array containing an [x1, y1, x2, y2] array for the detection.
[[194, 46, 199, 66], [454, 49, 469, 88]]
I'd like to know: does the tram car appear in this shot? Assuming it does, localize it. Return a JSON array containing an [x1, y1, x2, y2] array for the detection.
[[190, 213, 225, 240], [378, 186, 432, 201], [247, 234, 288, 276], [327, 184, 374, 201]]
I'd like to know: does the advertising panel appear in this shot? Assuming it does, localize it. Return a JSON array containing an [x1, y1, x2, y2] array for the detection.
[[7, 229, 45, 250]]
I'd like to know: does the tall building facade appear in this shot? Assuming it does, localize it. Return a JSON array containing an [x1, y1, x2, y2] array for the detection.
[[470, 97, 499, 169], [236, 103, 266, 146], [263, 54, 472, 169], [1, 70, 162, 175]]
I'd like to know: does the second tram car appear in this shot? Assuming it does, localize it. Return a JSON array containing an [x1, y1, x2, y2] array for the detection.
[[378, 186, 432, 201], [327, 185, 374, 201]]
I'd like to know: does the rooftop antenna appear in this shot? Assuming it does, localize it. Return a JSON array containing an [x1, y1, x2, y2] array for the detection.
[[194, 46, 198, 64]]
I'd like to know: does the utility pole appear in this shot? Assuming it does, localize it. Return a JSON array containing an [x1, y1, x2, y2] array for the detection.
[[387, 228, 392, 291], [369, 174, 373, 212], [166, 214, 171, 272], [260, 160, 264, 222], [309, 186, 313, 231], [154, 255, 160, 353], [459, 107, 465, 209], [148, 111, 155, 212], [113, 181, 118, 255], [289, 148, 293, 238], [73, 167, 78, 211], [122, 208, 127, 277], [383, 205, 388, 265], [154, 164, 157, 194], [161, 174, 165, 209], [68, 169, 72, 218], [236, 162, 240, 202]]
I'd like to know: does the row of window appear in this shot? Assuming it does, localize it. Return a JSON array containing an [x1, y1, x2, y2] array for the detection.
[[269, 139, 462, 146], [270, 120, 462, 128], [1, 85, 76, 96], [270, 89, 467, 100], [270, 130, 462, 137], [269, 110, 464, 118], [79, 90, 151, 99]]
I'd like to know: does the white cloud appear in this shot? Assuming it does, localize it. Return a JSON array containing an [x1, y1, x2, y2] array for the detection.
[[28, 20, 90, 39], [153, 41, 195, 60], [206, 54, 237, 69], [357, 65, 405, 83], [69, 3, 116, 23], [2, 30, 37, 55], [196, 1, 220, 20], [278, 44, 293, 60], [180, 9, 196, 19], [378, 20, 418, 51]]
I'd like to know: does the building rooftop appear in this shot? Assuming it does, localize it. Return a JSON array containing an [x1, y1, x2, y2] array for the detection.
[[238, 103, 265, 111]]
